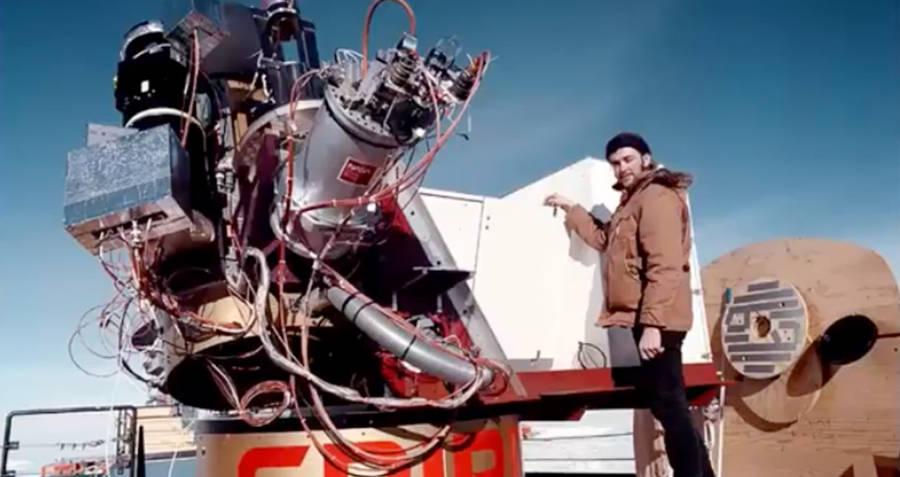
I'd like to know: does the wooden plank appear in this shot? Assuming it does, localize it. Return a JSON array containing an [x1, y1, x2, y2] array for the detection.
[[702, 239, 900, 477]]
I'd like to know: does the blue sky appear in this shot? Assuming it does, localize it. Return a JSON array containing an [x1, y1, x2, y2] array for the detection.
[[1, 0, 898, 456]]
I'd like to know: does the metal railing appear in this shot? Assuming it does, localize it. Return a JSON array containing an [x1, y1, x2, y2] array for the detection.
[[1, 405, 137, 477]]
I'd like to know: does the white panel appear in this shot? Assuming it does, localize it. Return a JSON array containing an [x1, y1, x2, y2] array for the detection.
[[683, 197, 712, 363], [521, 410, 636, 475], [418, 158, 715, 474], [470, 159, 621, 367], [419, 190, 484, 273], [473, 196, 584, 365], [437, 158, 713, 366], [524, 459, 635, 475], [523, 433, 632, 455]]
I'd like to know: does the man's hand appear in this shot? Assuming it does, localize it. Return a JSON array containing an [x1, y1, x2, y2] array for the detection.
[[544, 193, 575, 212], [638, 327, 664, 360]]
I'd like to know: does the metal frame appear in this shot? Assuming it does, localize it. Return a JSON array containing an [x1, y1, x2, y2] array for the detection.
[[194, 363, 724, 435], [1, 405, 138, 477], [481, 363, 725, 415], [400, 193, 509, 364]]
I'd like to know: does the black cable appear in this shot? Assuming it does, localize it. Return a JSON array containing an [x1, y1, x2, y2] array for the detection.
[[577, 341, 608, 369], [120, 358, 154, 387]]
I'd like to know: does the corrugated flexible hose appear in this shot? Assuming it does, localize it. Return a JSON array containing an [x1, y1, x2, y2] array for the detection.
[[325, 286, 485, 386]]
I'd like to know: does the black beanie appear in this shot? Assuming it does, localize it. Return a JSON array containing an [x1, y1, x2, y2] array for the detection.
[[605, 132, 651, 158]]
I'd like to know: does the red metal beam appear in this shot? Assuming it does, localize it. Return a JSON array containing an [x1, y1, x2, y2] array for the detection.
[[477, 363, 726, 418]]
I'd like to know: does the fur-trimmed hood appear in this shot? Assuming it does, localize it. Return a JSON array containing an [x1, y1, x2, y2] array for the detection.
[[613, 167, 693, 191], [650, 168, 693, 189]]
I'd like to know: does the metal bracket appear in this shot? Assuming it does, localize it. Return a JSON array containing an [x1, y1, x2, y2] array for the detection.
[[400, 193, 527, 397]]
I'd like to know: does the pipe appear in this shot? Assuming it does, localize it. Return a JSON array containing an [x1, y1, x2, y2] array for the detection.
[[400, 193, 508, 363], [246, 247, 489, 409], [325, 286, 481, 386]]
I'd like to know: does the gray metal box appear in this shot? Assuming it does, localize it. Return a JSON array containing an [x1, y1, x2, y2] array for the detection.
[[85, 123, 138, 146], [164, 0, 227, 59], [64, 124, 192, 254]]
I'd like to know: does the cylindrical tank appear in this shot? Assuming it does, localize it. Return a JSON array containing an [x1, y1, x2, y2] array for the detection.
[[115, 21, 189, 129], [272, 64, 403, 258]]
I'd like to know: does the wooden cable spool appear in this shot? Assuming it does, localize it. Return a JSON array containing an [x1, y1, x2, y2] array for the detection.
[[702, 238, 900, 477]]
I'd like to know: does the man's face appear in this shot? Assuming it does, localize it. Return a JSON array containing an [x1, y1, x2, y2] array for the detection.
[[608, 146, 651, 190]]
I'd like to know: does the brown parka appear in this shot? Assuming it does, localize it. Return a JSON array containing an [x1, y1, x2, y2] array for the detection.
[[564, 169, 694, 331]]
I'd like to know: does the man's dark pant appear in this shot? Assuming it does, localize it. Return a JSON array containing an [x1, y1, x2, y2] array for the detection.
[[620, 326, 716, 477]]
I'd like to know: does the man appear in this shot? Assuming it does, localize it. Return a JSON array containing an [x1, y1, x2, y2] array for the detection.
[[544, 132, 714, 477]]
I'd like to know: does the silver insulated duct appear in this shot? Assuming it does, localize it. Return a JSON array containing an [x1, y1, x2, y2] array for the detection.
[[325, 286, 485, 387]]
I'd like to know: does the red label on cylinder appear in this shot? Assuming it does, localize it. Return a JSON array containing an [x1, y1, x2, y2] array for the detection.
[[338, 157, 378, 186]]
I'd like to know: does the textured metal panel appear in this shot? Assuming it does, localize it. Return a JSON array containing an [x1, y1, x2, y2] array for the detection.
[[63, 124, 192, 254], [85, 123, 137, 147]]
